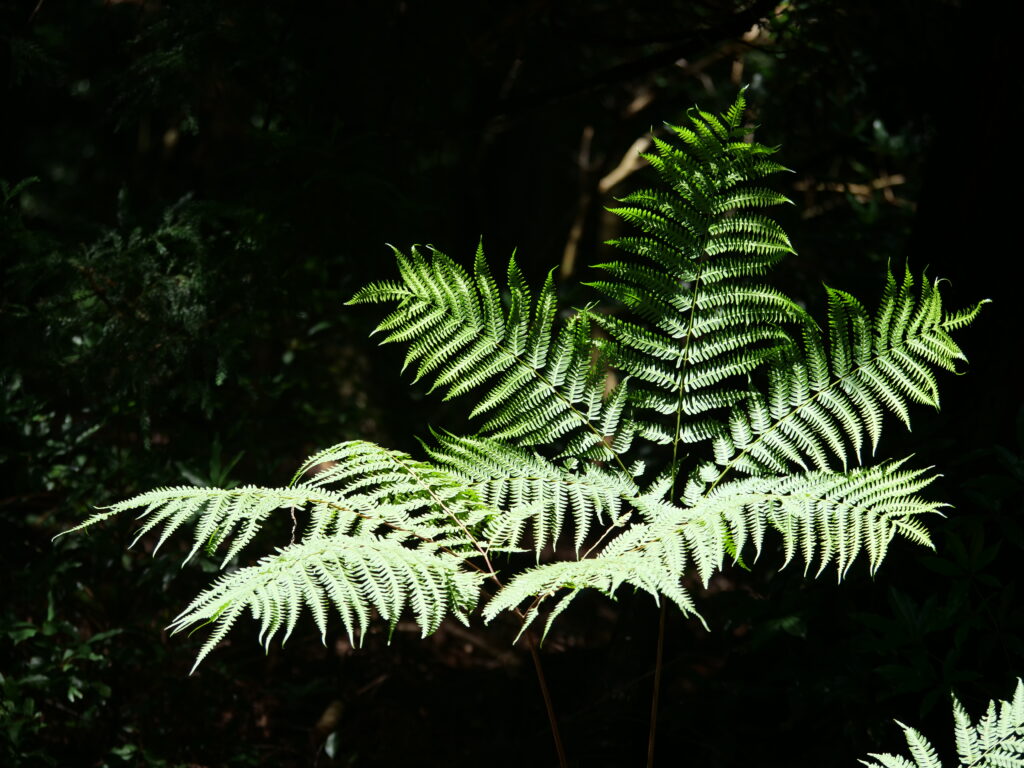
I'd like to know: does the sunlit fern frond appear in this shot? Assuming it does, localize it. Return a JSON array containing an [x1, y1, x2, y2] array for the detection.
[[348, 243, 634, 465], [706, 267, 989, 482], [59, 441, 494, 567], [485, 460, 944, 637], [587, 88, 808, 450], [422, 432, 639, 555], [57, 441, 494, 668], [287, 439, 495, 551], [169, 534, 485, 672], [861, 679, 1024, 768]]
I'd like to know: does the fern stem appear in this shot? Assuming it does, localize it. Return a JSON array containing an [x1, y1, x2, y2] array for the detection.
[[579, 509, 633, 560], [387, 454, 570, 765], [651, 262, 704, 768], [647, 601, 667, 768], [670, 264, 706, 502], [523, 627, 569, 768], [389, 452, 501, 577]]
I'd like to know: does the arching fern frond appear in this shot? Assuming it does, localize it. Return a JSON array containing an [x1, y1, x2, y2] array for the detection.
[[485, 460, 944, 635], [170, 534, 484, 672], [861, 679, 1024, 768], [60, 441, 495, 567], [588, 89, 808, 451], [287, 439, 494, 552], [348, 243, 634, 464], [422, 432, 639, 555], [708, 267, 989, 482], [58, 485, 344, 568], [630, 459, 942, 581], [57, 441, 496, 668]]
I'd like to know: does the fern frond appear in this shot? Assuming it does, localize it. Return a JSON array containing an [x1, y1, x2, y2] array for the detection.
[[861, 679, 1024, 768], [348, 243, 633, 464], [486, 460, 943, 631], [59, 441, 496, 567], [423, 432, 638, 555], [710, 267, 987, 482], [56, 485, 325, 567], [62, 441, 498, 669], [170, 534, 485, 672], [590, 92, 807, 453]]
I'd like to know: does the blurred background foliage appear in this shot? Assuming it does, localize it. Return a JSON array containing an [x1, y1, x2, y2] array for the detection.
[[1, 0, 1021, 765]]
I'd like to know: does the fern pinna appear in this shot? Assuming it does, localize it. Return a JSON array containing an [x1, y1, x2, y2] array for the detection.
[[60, 90, 990, 762]]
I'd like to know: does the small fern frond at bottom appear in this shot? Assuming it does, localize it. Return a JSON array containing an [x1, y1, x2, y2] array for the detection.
[[860, 679, 1024, 768], [170, 535, 485, 672], [56, 441, 496, 570]]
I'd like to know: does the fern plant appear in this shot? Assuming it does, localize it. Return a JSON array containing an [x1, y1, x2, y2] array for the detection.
[[59, 90, 989, 765], [862, 680, 1024, 768]]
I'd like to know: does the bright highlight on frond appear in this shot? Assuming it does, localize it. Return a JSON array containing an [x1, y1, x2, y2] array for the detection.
[[171, 535, 484, 673], [58, 442, 494, 665]]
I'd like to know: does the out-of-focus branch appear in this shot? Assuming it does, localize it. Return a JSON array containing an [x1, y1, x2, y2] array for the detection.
[[795, 174, 912, 218]]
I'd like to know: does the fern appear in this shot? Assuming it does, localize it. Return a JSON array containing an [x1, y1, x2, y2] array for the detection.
[[170, 533, 483, 672], [705, 267, 988, 482], [861, 680, 1024, 768], [60, 441, 492, 658], [61, 91, 989, 764], [586, 88, 809, 453], [348, 243, 636, 465], [484, 459, 945, 633]]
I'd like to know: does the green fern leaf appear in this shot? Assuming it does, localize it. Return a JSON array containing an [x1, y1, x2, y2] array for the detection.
[[170, 534, 484, 672], [486, 460, 943, 630], [861, 679, 1024, 768], [590, 91, 808, 457], [423, 432, 638, 555], [709, 267, 988, 483], [349, 243, 633, 466]]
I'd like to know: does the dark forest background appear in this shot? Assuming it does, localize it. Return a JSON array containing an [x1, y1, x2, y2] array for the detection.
[[2, 1, 1022, 766]]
